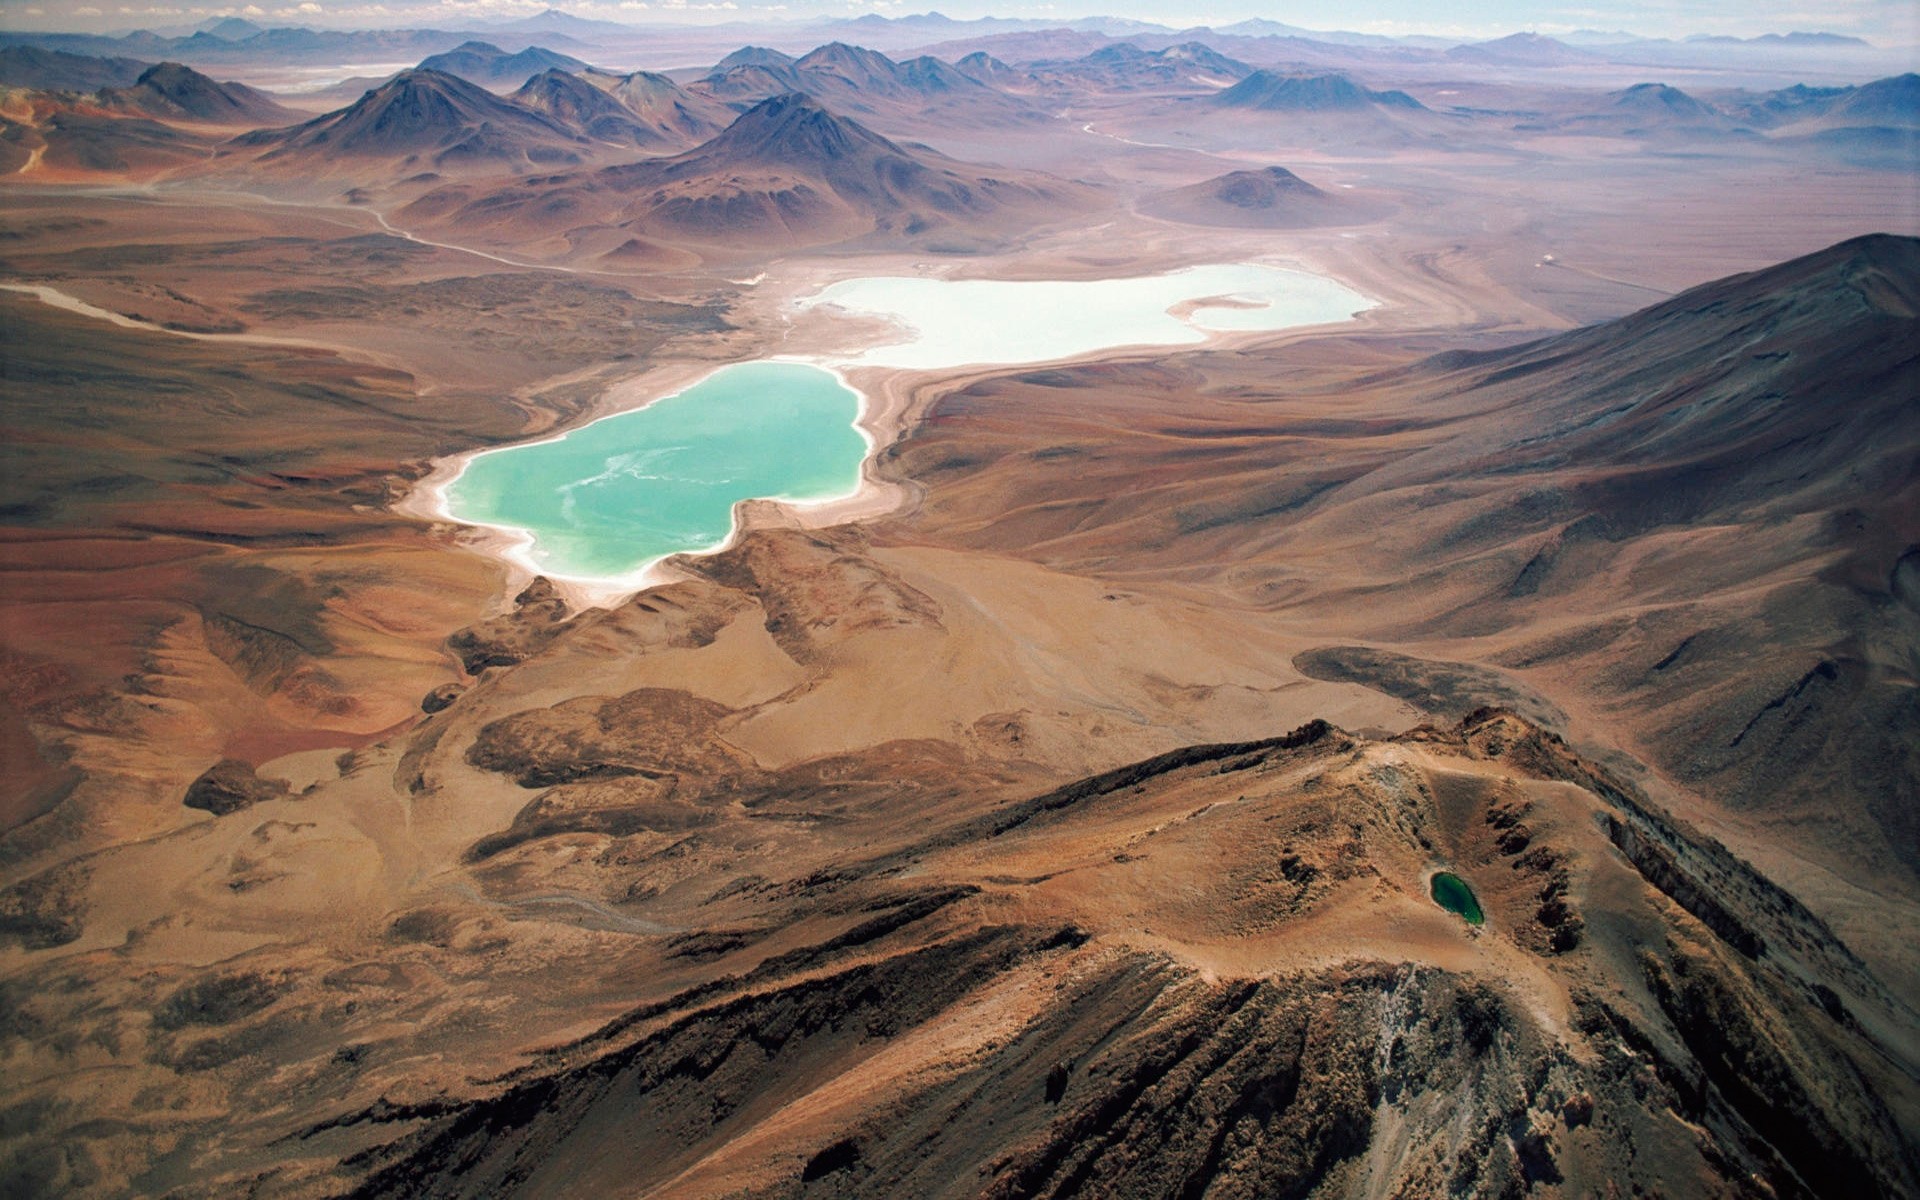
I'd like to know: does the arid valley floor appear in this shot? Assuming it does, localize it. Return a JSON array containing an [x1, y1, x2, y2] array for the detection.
[[1, 10, 1918, 1197]]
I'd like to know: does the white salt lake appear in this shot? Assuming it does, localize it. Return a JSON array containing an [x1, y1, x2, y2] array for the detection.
[[799, 263, 1376, 371]]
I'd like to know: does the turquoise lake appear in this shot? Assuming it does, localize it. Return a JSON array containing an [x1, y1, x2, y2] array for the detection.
[[445, 361, 865, 580]]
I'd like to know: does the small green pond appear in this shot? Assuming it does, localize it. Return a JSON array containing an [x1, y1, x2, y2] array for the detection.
[[1430, 872, 1485, 926]]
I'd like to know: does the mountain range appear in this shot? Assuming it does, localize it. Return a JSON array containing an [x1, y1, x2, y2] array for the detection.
[[399, 91, 1093, 258], [226, 67, 591, 180], [415, 41, 588, 89], [687, 41, 1041, 129]]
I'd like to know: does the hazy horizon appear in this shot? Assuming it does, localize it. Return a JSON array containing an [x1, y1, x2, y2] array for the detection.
[[4, 0, 1918, 49]]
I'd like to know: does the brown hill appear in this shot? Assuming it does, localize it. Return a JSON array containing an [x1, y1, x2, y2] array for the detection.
[[1140, 165, 1385, 228], [96, 61, 295, 127], [576, 66, 731, 148], [0, 89, 213, 178], [1, 59, 287, 179], [953, 50, 1017, 86], [225, 67, 591, 183], [890, 233, 1920, 896], [692, 61, 805, 104], [508, 68, 712, 150], [400, 92, 1094, 259]]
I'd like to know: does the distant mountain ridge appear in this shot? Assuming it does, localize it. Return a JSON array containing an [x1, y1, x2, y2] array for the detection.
[[689, 40, 1039, 128], [577, 66, 731, 148], [399, 91, 1093, 258], [1446, 32, 1597, 65], [0, 45, 151, 91], [415, 41, 586, 88], [508, 68, 669, 147], [1210, 70, 1423, 112]]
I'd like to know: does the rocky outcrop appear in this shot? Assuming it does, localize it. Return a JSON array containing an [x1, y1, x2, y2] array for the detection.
[[419, 682, 465, 714], [0, 860, 88, 949], [465, 687, 750, 790], [310, 712, 1918, 1199], [445, 576, 571, 672], [181, 758, 291, 816]]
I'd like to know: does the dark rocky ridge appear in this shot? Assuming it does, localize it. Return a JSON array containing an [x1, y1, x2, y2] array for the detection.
[[317, 711, 1920, 1198], [414, 41, 586, 88]]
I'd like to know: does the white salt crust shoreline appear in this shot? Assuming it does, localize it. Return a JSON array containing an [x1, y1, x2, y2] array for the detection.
[[407, 259, 1388, 612]]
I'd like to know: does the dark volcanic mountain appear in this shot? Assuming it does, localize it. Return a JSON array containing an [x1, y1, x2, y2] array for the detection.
[[509, 69, 696, 149], [711, 44, 796, 73], [953, 50, 1016, 86], [0, 45, 151, 91], [577, 67, 731, 147], [1140, 165, 1381, 228], [1608, 81, 1719, 122], [1737, 81, 1850, 126], [1210, 69, 1424, 112], [689, 41, 1038, 129], [413, 41, 588, 89], [400, 92, 1092, 256], [694, 60, 806, 102], [97, 61, 295, 126], [228, 67, 590, 180]]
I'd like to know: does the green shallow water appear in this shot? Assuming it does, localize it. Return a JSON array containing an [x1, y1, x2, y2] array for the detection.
[[446, 361, 865, 580], [1430, 872, 1485, 926]]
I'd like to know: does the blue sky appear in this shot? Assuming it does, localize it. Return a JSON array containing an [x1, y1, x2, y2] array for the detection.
[[3, 0, 1915, 45]]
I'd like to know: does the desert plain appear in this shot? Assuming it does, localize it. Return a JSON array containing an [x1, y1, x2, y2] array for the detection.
[[0, 11, 1917, 1197]]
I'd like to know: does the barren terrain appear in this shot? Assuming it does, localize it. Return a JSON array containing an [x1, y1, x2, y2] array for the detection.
[[1, 20, 1916, 1198]]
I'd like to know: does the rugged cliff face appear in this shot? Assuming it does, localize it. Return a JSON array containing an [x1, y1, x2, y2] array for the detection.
[[292, 712, 1920, 1197]]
